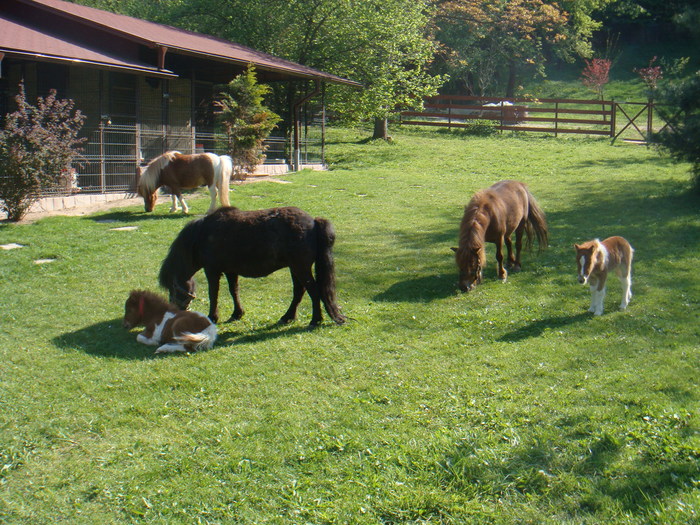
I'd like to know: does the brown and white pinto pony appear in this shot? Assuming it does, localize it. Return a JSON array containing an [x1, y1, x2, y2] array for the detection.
[[452, 180, 548, 291], [137, 151, 233, 214], [574, 236, 633, 316], [123, 290, 217, 353]]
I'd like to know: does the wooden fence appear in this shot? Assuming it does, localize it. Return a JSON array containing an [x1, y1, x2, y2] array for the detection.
[[400, 95, 672, 143]]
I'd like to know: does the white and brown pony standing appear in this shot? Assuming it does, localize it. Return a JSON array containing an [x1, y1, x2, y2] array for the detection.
[[574, 236, 634, 316], [453, 180, 548, 292], [123, 290, 217, 353], [137, 151, 233, 214]]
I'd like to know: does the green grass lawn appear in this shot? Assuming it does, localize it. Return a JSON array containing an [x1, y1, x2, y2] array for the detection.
[[1, 127, 698, 523]]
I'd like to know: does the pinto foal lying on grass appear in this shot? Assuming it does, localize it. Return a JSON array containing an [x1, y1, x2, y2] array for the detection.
[[123, 290, 217, 353], [574, 236, 634, 316]]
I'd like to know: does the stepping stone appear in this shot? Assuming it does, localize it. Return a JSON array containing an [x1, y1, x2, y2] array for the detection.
[[1, 243, 25, 250], [109, 226, 138, 231], [34, 259, 56, 264]]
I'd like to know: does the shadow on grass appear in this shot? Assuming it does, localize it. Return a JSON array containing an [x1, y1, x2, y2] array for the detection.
[[374, 274, 456, 303], [498, 313, 591, 342], [55, 317, 324, 359], [87, 209, 194, 224], [438, 431, 700, 517], [217, 323, 317, 346], [53, 318, 153, 360]]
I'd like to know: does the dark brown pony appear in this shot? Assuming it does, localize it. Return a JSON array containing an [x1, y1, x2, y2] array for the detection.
[[137, 151, 232, 214], [158, 206, 346, 327], [453, 180, 548, 291]]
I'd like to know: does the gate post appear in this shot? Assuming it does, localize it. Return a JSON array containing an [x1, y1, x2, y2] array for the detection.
[[610, 100, 616, 138]]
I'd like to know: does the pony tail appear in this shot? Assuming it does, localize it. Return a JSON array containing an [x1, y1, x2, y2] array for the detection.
[[525, 190, 549, 252], [314, 218, 346, 325], [217, 155, 233, 207]]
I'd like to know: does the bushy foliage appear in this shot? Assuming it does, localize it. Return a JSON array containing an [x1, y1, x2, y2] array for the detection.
[[654, 71, 700, 194], [581, 58, 612, 99], [635, 56, 663, 97], [435, 0, 573, 97], [214, 66, 281, 179], [0, 83, 85, 221]]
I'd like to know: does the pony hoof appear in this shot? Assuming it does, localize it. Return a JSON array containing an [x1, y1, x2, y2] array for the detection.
[[277, 317, 295, 325], [227, 311, 244, 322]]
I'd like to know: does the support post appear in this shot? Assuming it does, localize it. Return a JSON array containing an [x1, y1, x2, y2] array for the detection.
[[292, 80, 321, 172]]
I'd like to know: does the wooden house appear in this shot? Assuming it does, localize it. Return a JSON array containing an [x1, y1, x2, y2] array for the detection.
[[0, 0, 358, 195]]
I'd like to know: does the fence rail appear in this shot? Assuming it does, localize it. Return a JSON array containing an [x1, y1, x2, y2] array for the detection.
[[400, 96, 676, 143], [401, 95, 615, 137]]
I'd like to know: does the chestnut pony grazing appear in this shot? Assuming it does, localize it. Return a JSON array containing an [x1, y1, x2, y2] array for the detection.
[[453, 180, 548, 292], [158, 206, 346, 328], [137, 151, 232, 214], [574, 236, 634, 316], [123, 290, 217, 353]]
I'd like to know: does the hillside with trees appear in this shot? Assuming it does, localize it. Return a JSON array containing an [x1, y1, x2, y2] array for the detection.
[[70, 0, 699, 183]]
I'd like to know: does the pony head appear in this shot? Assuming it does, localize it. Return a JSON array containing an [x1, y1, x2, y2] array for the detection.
[[574, 240, 602, 285], [138, 151, 180, 212], [452, 246, 485, 292], [136, 164, 158, 212], [123, 290, 146, 329], [169, 278, 196, 310], [137, 183, 157, 212]]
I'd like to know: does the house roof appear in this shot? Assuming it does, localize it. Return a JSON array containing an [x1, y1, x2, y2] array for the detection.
[[0, 11, 176, 77], [0, 0, 359, 85]]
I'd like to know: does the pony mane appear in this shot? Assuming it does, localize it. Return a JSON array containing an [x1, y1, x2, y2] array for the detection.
[[593, 238, 609, 267], [159, 216, 204, 289], [138, 151, 181, 194], [458, 193, 488, 255], [130, 289, 171, 309]]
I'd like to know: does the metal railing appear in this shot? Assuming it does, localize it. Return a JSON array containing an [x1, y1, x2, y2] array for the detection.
[[67, 123, 323, 195]]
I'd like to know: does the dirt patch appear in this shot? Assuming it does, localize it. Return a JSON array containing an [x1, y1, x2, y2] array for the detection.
[[6, 176, 291, 224], [9, 195, 147, 224]]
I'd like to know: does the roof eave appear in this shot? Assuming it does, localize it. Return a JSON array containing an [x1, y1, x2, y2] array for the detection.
[[0, 48, 178, 78], [164, 45, 361, 86]]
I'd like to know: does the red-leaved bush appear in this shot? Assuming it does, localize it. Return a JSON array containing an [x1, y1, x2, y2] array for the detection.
[[581, 58, 612, 99], [635, 56, 663, 93], [0, 83, 85, 221]]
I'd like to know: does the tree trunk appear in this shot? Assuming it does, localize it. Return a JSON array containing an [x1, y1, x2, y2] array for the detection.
[[506, 60, 517, 99], [372, 117, 389, 140]]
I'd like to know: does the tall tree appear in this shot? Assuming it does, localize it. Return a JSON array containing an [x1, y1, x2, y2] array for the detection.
[[322, 0, 445, 139], [435, 0, 570, 97], [434, 0, 616, 97], [654, 71, 700, 194], [75, 0, 444, 140]]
